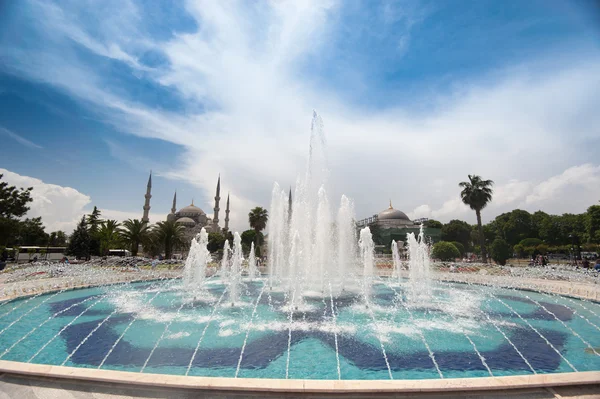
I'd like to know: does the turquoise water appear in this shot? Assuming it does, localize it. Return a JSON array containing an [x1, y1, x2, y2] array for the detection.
[[0, 277, 599, 380]]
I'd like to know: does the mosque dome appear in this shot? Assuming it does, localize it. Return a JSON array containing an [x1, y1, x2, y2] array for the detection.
[[378, 201, 410, 221], [176, 217, 196, 226], [178, 201, 205, 216]]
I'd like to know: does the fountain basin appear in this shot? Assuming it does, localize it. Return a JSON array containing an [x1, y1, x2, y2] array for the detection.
[[0, 277, 599, 380]]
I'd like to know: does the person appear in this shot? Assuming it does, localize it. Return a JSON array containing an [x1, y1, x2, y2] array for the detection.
[[595, 259, 600, 271], [151, 258, 158, 270], [582, 258, 590, 269]]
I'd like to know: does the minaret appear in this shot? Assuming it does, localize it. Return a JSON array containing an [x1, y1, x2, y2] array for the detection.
[[142, 171, 152, 224], [212, 175, 221, 231], [288, 186, 293, 221], [224, 193, 230, 232], [171, 191, 177, 214]]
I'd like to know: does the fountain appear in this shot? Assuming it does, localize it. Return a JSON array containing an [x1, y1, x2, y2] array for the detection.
[[0, 112, 598, 383], [407, 224, 432, 303], [183, 228, 210, 289], [247, 242, 258, 279], [391, 240, 402, 278]]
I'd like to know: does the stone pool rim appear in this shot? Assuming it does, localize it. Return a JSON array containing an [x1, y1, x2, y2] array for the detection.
[[0, 360, 598, 394]]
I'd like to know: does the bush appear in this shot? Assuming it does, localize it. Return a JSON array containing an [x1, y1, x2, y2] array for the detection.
[[491, 238, 512, 266], [451, 241, 465, 256], [513, 244, 525, 258], [431, 241, 460, 261], [519, 238, 543, 247]]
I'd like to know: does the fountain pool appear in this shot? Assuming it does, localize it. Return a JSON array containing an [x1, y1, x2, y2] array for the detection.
[[0, 277, 599, 379], [1, 112, 597, 384]]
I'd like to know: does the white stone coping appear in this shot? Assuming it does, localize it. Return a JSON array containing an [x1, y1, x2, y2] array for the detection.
[[0, 361, 598, 393]]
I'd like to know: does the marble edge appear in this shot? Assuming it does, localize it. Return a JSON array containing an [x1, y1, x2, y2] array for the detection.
[[0, 361, 598, 393]]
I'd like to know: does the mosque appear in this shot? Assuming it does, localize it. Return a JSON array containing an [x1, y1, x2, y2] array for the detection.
[[356, 201, 441, 248], [141, 172, 230, 242]]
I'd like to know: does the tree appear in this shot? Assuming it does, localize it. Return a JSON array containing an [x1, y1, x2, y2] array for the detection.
[[441, 220, 472, 250], [424, 219, 443, 229], [27, 247, 37, 261], [490, 238, 511, 266], [513, 244, 525, 258], [248, 207, 268, 247], [120, 219, 149, 256], [519, 238, 543, 247], [586, 205, 600, 244], [451, 241, 465, 256], [0, 174, 33, 219], [86, 206, 102, 256], [240, 229, 264, 255], [67, 216, 91, 260], [431, 241, 460, 261], [48, 231, 67, 246], [494, 210, 536, 246], [207, 232, 226, 253], [98, 220, 121, 255], [152, 220, 185, 259], [17, 217, 48, 246], [459, 175, 494, 262], [0, 174, 34, 246]]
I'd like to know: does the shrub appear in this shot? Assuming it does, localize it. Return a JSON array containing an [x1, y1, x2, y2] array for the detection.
[[451, 241, 465, 256], [491, 238, 512, 266], [513, 244, 525, 258], [431, 241, 460, 261]]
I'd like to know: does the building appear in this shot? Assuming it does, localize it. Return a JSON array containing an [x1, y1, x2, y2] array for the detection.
[[142, 172, 231, 244], [357, 201, 441, 248]]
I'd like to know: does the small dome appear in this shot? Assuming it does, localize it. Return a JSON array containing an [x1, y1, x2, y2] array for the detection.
[[178, 201, 205, 215], [378, 201, 410, 221], [176, 217, 196, 225]]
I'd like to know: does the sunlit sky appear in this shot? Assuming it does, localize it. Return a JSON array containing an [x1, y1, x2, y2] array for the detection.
[[1, 0, 599, 233]]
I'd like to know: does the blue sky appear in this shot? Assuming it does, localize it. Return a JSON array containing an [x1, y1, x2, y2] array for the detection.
[[1, 0, 599, 233]]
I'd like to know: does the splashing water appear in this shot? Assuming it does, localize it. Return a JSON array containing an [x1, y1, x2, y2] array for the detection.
[[248, 242, 258, 279], [183, 228, 210, 289]]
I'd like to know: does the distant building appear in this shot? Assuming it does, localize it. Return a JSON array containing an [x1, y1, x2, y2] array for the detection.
[[357, 201, 441, 248], [141, 172, 231, 244]]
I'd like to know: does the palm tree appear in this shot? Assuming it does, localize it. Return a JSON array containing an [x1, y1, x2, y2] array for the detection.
[[459, 175, 494, 263], [98, 219, 121, 256], [152, 220, 185, 259], [120, 219, 150, 256], [248, 207, 268, 249]]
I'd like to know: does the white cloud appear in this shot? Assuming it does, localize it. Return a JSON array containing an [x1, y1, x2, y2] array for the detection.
[[1, 1, 600, 232], [0, 168, 91, 232]]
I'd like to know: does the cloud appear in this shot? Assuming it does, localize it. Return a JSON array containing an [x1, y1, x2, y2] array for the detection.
[[0, 168, 90, 232], [1, 1, 600, 232], [0, 126, 43, 149], [0, 168, 171, 234], [410, 164, 600, 224]]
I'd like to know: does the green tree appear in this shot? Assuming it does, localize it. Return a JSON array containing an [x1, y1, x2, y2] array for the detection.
[[490, 238, 511, 266], [459, 175, 494, 262], [67, 216, 91, 260], [0, 174, 34, 246], [499, 210, 536, 246], [15, 217, 48, 245], [207, 232, 226, 253], [441, 220, 472, 249], [86, 206, 102, 256], [513, 243, 526, 258], [519, 238, 543, 247], [98, 220, 121, 255], [424, 219, 443, 229], [431, 241, 460, 261], [586, 205, 600, 244], [48, 231, 67, 246], [451, 241, 465, 256], [120, 219, 149, 256], [152, 220, 185, 259], [27, 247, 37, 261], [248, 207, 268, 247]]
